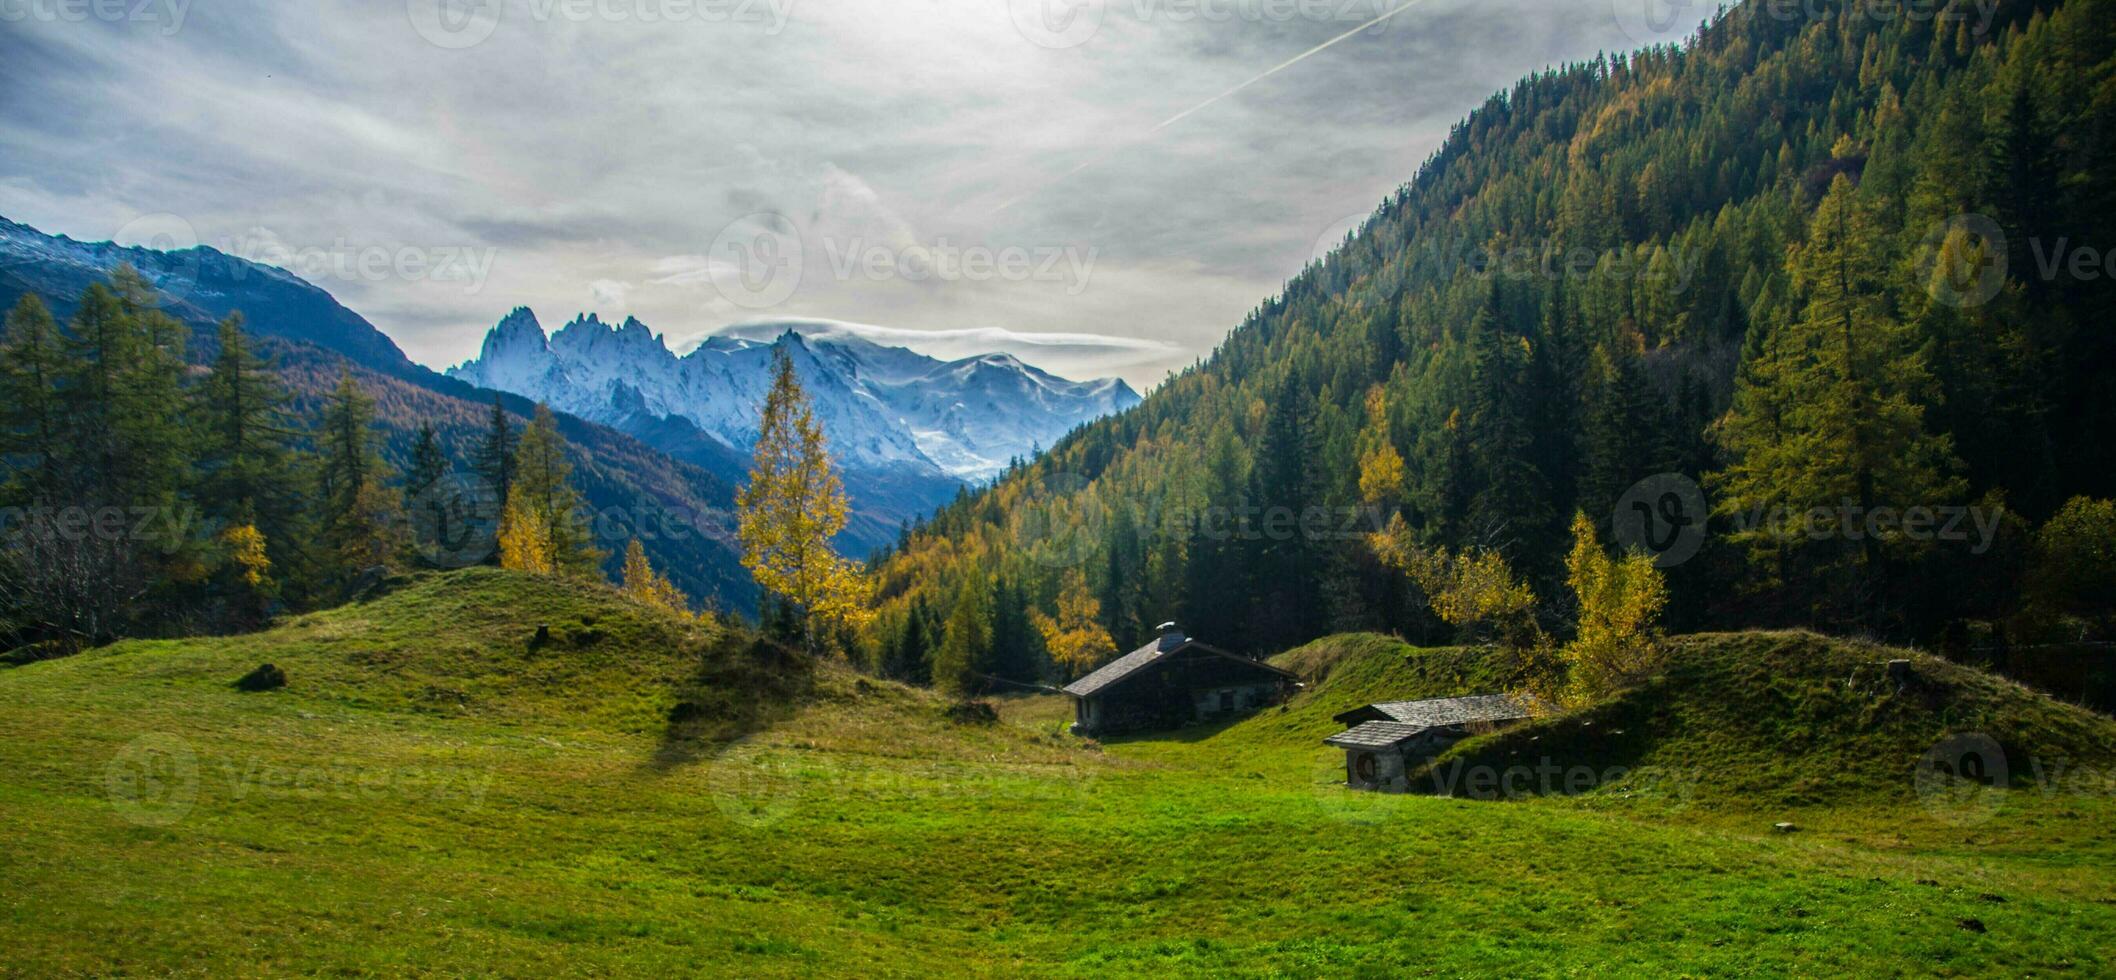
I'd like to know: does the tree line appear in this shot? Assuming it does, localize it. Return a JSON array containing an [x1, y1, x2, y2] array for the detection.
[[0, 267, 704, 653]]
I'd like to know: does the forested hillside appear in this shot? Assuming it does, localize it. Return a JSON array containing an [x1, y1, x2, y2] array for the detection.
[[0, 220, 755, 616], [870, 0, 2116, 675]]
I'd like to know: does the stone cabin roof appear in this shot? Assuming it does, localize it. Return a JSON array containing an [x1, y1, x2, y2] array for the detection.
[[1323, 720, 1432, 750], [1329, 693, 1538, 730], [1062, 635, 1297, 699]]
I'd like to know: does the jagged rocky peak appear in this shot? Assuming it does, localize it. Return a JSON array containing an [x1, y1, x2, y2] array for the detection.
[[483, 306, 548, 352], [448, 309, 1141, 483], [551, 311, 671, 358]]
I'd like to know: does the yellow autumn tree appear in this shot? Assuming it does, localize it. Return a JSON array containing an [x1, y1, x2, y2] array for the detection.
[[1033, 568, 1118, 678], [221, 523, 273, 590], [737, 350, 872, 654], [507, 404, 603, 577], [1369, 513, 1539, 645], [220, 522, 276, 624], [1358, 442, 1408, 507], [1560, 511, 1669, 705], [1356, 386, 1407, 507], [498, 495, 555, 575], [621, 539, 689, 616]]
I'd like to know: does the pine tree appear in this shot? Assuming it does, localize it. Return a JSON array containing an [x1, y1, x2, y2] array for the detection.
[[400, 419, 461, 571], [406, 421, 448, 503], [1246, 378, 1322, 649], [1985, 76, 2062, 298], [107, 265, 191, 511], [736, 351, 870, 653], [0, 294, 66, 505], [473, 395, 517, 508], [315, 371, 403, 577], [194, 313, 310, 604], [932, 576, 993, 695], [987, 574, 1041, 684], [195, 315, 301, 525], [1712, 176, 1963, 583], [508, 404, 602, 577], [1461, 296, 1551, 559], [1180, 421, 1252, 645], [1576, 339, 1672, 527], [1099, 503, 1145, 645], [59, 282, 144, 505], [883, 598, 935, 684]]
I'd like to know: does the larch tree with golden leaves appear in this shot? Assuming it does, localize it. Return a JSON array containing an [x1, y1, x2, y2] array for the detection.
[[497, 496, 556, 575], [1559, 511, 1669, 705], [500, 404, 602, 578], [621, 539, 689, 616], [737, 350, 871, 654], [1710, 175, 1961, 582], [1368, 513, 1539, 647], [1356, 386, 1407, 508], [1033, 568, 1117, 679]]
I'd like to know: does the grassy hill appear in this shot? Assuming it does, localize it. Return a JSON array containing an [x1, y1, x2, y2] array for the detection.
[[1156, 631, 2116, 809], [1421, 631, 2116, 806], [5, 582, 2116, 974]]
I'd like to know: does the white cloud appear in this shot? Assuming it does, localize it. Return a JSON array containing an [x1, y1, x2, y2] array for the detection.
[[589, 278, 630, 307], [0, 0, 1658, 392], [709, 316, 1180, 382]]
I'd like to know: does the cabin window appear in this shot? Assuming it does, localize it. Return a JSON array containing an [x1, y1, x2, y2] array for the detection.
[[1354, 752, 1378, 783]]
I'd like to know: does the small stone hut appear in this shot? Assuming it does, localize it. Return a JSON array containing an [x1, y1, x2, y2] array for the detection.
[[1324, 694, 1538, 792]]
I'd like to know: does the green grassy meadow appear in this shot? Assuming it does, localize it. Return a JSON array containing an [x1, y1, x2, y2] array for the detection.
[[3, 569, 2114, 976]]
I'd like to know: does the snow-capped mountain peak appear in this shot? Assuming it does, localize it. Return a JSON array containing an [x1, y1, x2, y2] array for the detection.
[[448, 309, 1139, 482]]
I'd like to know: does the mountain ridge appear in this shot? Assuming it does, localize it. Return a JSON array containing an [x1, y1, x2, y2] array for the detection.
[[447, 307, 1141, 484]]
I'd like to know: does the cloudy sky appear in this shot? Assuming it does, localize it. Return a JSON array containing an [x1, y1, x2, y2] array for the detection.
[[0, 0, 1687, 389]]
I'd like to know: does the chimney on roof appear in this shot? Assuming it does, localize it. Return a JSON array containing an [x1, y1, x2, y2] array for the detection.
[[1156, 621, 1185, 650]]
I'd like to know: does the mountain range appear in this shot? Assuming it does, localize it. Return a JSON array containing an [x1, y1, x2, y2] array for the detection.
[[447, 309, 1139, 484], [0, 214, 1136, 609]]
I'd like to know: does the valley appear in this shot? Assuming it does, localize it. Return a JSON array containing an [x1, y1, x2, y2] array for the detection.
[[5, 0, 2116, 973]]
